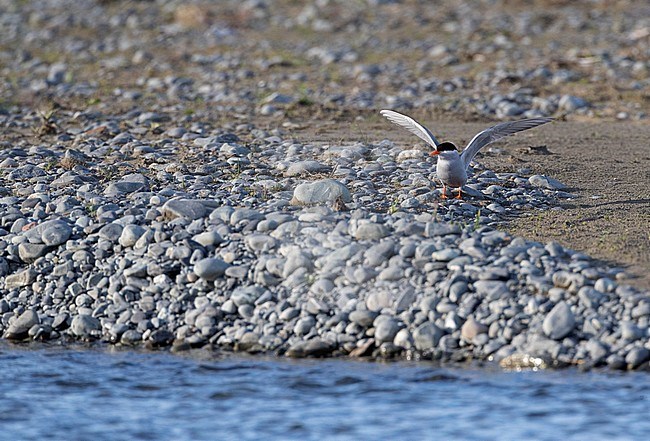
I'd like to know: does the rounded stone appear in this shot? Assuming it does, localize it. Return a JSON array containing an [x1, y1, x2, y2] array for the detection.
[[543, 301, 575, 340], [194, 258, 230, 281], [291, 179, 351, 206]]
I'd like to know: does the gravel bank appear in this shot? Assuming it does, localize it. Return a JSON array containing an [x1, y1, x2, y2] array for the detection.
[[1, 0, 649, 370]]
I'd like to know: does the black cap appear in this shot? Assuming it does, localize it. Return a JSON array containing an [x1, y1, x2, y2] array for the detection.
[[436, 142, 457, 152]]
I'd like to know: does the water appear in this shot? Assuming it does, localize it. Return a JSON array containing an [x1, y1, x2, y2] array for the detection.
[[1, 345, 648, 441]]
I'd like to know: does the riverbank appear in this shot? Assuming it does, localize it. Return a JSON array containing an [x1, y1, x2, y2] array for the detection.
[[1, 0, 649, 370]]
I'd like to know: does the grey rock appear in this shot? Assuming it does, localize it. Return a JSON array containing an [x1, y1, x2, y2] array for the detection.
[[285, 160, 330, 177], [294, 316, 316, 336], [230, 208, 264, 225], [41, 220, 72, 246], [394, 290, 416, 313], [374, 317, 400, 343], [558, 94, 589, 111], [47, 62, 67, 85], [585, 340, 609, 362], [354, 223, 389, 240], [431, 248, 460, 261], [631, 302, 650, 319], [194, 258, 229, 281], [606, 354, 626, 370], [286, 339, 335, 358], [280, 307, 300, 321], [594, 277, 616, 293], [366, 291, 392, 312], [621, 322, 642, 341], [543, 301, 575, 340], [393, 328, 413, 349], [461, 316, 488, 341], [18, 242, 49, 262], [121, 330, 143, 345], [119, 224, 146, 247], [5, 268, 37, 289], [99, 222, 124, 242], [162, 199, 207, 220], [104, 173, 149, 196], [377, 265, 403, 281], [473, 280, 511, 298], [625, 347, 650, 369], [192, 231, 223, 247], [231, 286, 263, 306], [306, 298, 330, 315], [0, 258, 8, 277], [413, 323, 444, 351], [282, 250, 313, 278], [70, 314, 101, 338], [245, 234, 277, 252], [291, 179, 351, 206], [5, 310, 40, 339], [364, 240, 396, 266], [529, 175, 567, 190], [148, 329, 175, 347], [221, 300, 237, 314], [349, 310, 379, 328], [425, 222, 461, 237]]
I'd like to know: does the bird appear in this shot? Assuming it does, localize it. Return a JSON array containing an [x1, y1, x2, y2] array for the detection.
[[380, 110, 553, 199]]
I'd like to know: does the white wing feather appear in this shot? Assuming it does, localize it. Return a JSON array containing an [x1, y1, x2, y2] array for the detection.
[[460, 118, 553, 169], [380, 110, 439, 148]]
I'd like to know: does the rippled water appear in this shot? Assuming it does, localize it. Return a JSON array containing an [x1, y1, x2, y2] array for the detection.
[[1, 345, 648, 441]]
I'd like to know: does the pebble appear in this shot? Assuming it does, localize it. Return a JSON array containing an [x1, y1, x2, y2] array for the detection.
[[461, 316, 488, 341], [4, 310, 40, 339], [285, 160, 330, 176], [194, 258, 229, 281], [70, 314, 101, 338], [5, 268, 36, 289], [374, 316, 400, 343], [349, 310, 379, 328], [413, 323, 445, 351], [558, 95, 589, 112], [543, 301, 575, 340], [354, 223, 389, 240], [528, 175, 567, 190], [40, 220, 73, 246], [162, 199, 208, 220], [291, 179, 351, 206], [625, 347, 650, 369], [119, 225, 146, 248]]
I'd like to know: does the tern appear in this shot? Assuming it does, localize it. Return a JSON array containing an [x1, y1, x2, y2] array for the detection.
[[380, 110, 553, 199]]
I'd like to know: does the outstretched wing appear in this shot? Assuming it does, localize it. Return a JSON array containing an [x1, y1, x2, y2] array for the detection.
[[380, 109, 439, 148], [461, 117, 553, 169]]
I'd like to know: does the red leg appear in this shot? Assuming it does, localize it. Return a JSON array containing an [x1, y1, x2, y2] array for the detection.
[[440, 185, 448, 199], [455, 188, 463, 200]]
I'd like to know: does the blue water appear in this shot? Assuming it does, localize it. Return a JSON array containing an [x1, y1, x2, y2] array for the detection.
[[0, 344, 648, 441]]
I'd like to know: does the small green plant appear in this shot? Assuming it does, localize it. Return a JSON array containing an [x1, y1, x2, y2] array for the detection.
[[84, 203, 97, 215], [43, 159, 58, 171], [388, 198, 399, 214], [474, 209, 482, 230]]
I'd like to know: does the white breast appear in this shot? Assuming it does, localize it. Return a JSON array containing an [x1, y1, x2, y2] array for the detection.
[[435, 151, 467, 188]]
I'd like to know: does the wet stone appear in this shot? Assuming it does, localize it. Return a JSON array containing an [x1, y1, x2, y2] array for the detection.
[[4, 310, 40, 340]]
